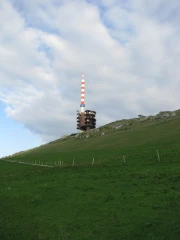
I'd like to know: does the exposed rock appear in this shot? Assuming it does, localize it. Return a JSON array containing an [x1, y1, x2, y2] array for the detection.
[[139, 116, 148, 121], [115, 125, 122, 129], [171, 112, 176, 117], [161, 113, 170, 118], [94, 129, 100, 132], [154, 111, 177, 120], [112, 124, 123, 129], [101, 132, 105, 136], [86, 135, 90, 138]]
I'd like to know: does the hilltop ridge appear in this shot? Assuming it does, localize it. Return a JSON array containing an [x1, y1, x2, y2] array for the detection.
[[2, 109, 180, 166]]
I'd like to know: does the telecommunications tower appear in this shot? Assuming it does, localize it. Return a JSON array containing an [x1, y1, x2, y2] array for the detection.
[[77, 72, 96, 131]]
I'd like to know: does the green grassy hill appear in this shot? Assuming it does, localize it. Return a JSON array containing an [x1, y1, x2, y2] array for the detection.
[[4, 109, 180, 166], [0, 110, 180, 240]]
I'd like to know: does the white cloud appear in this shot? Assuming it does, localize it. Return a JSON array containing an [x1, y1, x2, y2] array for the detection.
[[0, 0, 180, 143]]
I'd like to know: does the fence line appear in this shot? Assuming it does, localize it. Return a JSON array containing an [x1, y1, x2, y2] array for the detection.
[[2, 159, 54, 168], [1, 148, 180, 169]]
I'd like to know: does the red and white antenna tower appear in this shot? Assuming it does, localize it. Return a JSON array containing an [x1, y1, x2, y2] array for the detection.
[[80, 72, 85, 113], [77, 72, 96, 131]]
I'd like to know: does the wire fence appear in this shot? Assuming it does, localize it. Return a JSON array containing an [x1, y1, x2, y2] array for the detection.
[[1, 147, 180, 168]]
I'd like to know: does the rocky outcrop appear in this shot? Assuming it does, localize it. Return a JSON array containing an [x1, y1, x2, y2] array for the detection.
[[55, 110, 179, 141]]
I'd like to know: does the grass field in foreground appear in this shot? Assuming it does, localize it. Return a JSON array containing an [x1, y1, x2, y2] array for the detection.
[[0, 160, 180, 240], [0, 110, 180, 239]]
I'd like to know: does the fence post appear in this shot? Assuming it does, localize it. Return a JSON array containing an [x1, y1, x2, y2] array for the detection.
[[92, 158, 94, 166], [123, 155, 126, 164], [72, 159, 75, 166], [157, 150, 160, 161]]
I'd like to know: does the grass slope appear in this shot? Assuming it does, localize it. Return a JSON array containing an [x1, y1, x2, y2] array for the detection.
[[0, 110, 180, 239], [3, 110, 180, 166]]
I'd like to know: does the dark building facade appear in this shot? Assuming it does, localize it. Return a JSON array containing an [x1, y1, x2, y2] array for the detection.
[[77, 110, 96, 131]]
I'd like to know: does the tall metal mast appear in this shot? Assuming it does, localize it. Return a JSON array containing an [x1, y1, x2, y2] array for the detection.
[[80, 72, 85, 113], [77, 72, 96, 132]]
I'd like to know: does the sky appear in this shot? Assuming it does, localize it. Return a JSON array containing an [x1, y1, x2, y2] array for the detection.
[[0, 0, 180, 157]]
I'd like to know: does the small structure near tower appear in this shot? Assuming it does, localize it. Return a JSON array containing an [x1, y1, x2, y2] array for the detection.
[[77, 73, 96, 132]]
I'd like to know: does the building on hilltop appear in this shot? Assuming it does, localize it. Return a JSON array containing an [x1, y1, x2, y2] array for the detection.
[[76, 73, 96, 132]]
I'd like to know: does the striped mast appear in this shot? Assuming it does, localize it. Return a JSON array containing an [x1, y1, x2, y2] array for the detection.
[[80, 72, 85, 113]]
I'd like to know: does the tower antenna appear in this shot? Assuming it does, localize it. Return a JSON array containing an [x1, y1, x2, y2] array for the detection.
[[80, 72, 85, 113], [77, 72, 96, 132]]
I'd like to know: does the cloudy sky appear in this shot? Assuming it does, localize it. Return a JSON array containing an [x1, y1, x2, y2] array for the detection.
[[0, 0, 180, 157]]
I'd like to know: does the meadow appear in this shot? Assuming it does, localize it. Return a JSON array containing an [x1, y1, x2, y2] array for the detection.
[[0, 110, 180, 239]]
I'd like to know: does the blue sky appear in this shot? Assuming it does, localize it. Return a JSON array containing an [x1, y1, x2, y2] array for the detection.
[[0, 0, 180, 157], [0, 102, 40, 157]]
